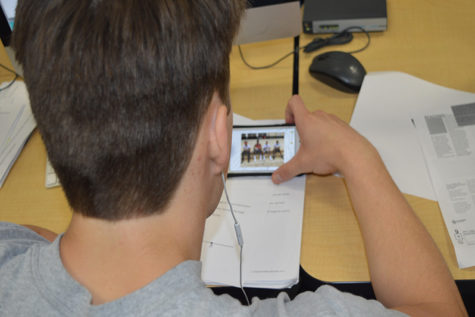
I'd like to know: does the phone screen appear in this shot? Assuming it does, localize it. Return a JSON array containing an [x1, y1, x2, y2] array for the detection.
[[228, 125, 299, 175]]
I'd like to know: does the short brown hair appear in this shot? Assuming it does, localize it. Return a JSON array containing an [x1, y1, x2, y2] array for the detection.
[[12, 0, 245, 220]]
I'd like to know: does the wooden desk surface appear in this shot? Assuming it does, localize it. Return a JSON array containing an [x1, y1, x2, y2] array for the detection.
[[1, 0, 475, 282], [298, 0, 475, 282], [230, 0, 475, 282]]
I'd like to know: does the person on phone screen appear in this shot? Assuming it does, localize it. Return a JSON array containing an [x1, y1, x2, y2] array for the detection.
[[273, 140, 282, 159], [263, 140, 271, 160], [253, 139, 263, 161], [241, 140, 251, 163]]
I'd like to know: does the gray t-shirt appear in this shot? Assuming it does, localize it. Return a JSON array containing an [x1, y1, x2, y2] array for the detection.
[[0, 222, 406, 316]]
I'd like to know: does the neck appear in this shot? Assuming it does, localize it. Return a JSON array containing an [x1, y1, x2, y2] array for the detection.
[[60, 202, 207, 305]]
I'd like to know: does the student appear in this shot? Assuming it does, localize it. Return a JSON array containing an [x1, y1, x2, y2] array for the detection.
[[0, 0, 467, 316], [263, 141, 271, 160], [242, 140, 251, 163], [253, 139, 263, 161], [273, 139, 282, 159]]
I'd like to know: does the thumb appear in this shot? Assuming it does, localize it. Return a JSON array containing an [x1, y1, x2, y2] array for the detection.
[[272, 155, 302, 184]]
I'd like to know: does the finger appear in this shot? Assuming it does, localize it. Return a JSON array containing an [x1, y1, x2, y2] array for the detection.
[[285, 95, 308, 125], [272, 154, 302, 184]]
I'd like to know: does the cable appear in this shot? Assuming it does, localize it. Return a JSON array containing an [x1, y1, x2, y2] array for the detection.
[[343, 26, 371, 54], [221, 173, 251, 306], [239, 246, 249, 305], [238, 26, 371, 70], [238, 45, 299, 70], [0, 63, 21, 92], [302, 29, 353, 53]]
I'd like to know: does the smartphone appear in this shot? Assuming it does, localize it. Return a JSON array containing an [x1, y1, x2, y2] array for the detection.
[[228, 124, 300, 176]]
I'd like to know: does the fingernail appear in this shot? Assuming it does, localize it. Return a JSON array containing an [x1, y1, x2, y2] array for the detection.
[[274, 173, 283, 184]]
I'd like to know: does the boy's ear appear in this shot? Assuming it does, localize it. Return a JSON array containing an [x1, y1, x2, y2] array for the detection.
[[208, 100, 231, 174]]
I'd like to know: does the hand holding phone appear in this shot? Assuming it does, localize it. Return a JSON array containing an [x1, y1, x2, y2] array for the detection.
[[272, 95, 379, 184], [228, 124, 299, 176]]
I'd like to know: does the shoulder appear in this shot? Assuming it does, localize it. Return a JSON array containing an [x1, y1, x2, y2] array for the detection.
[[149, 261, 407, 316], [274, 285, 408, 317], [0, 222, 49, 264], [169, 281, 407, 317]]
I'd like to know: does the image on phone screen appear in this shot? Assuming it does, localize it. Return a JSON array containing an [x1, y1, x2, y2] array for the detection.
[[228, 125, 299, 175]]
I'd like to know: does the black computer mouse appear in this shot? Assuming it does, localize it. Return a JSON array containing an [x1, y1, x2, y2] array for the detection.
[[309, 51, 366, 93]]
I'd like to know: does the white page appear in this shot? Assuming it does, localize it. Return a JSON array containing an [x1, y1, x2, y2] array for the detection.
[[351, 72, 475, 201], [0, 104, 24, 150], [0, 112, 14, 145], [0, 81, 36, 187], [200, 176, 305, 288], [233, 113, 256, 125], [0, 106, 35, 187], [0, 81, 26, 148], [413, 111, 475, 268], [45, 157, 60, 188]]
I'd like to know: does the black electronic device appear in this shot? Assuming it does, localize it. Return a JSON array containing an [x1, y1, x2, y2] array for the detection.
[[0, 0, 23, 76], [0, 0, 14, 47], [303, 0, 387, 34], [309, 51, 366, 93], [228, 124, 299, 176]]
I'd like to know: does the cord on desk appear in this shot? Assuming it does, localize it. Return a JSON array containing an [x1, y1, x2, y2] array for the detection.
[[238, 45, 300, 70], [0, 63, 22, 92], [302, 29, 353, 53], [344, 27, 371, 54], [238, 26, 371, 70]]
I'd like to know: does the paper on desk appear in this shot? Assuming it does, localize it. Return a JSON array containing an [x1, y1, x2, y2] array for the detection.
[[200, 114, 306, 288], [351, 72, 475, 201], [0, 81, 36, 187], [45, 157, 60, 188], [200, 176, 305, 288], [413, 109, 475, 268]]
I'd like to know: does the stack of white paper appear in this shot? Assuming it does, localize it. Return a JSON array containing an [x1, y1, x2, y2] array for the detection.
[[200, 115, 306, 289], [200, 176, 305, 289], [0, 81, 36, 187]]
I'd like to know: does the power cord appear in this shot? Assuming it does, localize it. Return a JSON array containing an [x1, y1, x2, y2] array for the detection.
[[238, 45, 298, 70], [238, 26, 371, 70], [302, 29, 353, 53], [0, 63, 21, 92], [344, 26, 371, 54]]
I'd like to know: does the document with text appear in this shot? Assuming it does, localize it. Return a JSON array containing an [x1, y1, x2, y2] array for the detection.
[[351, 72, 475, 201], [413, 103, 475, 268], [200, 175, 305, 288]]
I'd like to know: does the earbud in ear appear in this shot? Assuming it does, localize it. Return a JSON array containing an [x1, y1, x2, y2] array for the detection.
[[221, 172, 226, 185]]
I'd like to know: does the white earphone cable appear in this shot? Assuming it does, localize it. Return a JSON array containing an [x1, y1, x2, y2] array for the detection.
[[221, 173, 250, 306]]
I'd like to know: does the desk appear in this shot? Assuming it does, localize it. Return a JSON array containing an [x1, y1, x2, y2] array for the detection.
[[230, 0, 475, 282], [1, 0, 475, 284]]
